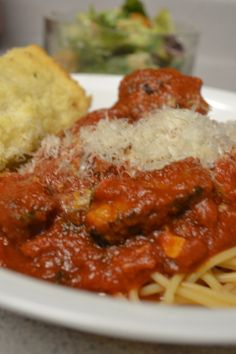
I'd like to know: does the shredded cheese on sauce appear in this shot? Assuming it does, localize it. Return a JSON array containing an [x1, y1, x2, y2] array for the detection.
[[19, 108, 236, 176], [79, 108, 236, 172]]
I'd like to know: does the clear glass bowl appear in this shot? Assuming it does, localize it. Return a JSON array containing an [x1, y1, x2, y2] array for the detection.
[[43, 13, 199, 75]]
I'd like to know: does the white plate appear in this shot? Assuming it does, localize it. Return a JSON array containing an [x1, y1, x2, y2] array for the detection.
[[0, 74, 236, 345]]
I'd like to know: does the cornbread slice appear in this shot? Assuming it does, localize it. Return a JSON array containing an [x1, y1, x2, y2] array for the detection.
[[0, 45, 91, 170]]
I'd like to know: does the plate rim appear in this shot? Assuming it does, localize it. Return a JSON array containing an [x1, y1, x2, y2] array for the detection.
[[1, 267, 236, 345]]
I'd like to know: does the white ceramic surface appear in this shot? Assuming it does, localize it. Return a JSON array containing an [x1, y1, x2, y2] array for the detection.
[[0, 74, 236, 345]]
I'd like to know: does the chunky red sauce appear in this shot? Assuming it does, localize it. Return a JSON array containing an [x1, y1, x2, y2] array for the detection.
[[0, 68, 235, 295]]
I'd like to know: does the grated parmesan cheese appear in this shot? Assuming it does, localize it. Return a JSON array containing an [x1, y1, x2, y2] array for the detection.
[[79, 108, 236, 172], [39, 135, 61, 159]]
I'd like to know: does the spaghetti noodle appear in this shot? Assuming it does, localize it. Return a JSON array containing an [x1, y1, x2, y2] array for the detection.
[[134, 247, 236, 307]]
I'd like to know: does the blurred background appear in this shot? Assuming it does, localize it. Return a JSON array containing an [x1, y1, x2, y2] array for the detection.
[[0, 0, 235, 91]]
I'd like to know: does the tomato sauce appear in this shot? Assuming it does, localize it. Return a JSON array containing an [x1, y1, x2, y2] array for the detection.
[[0, 68, 235, 295]]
